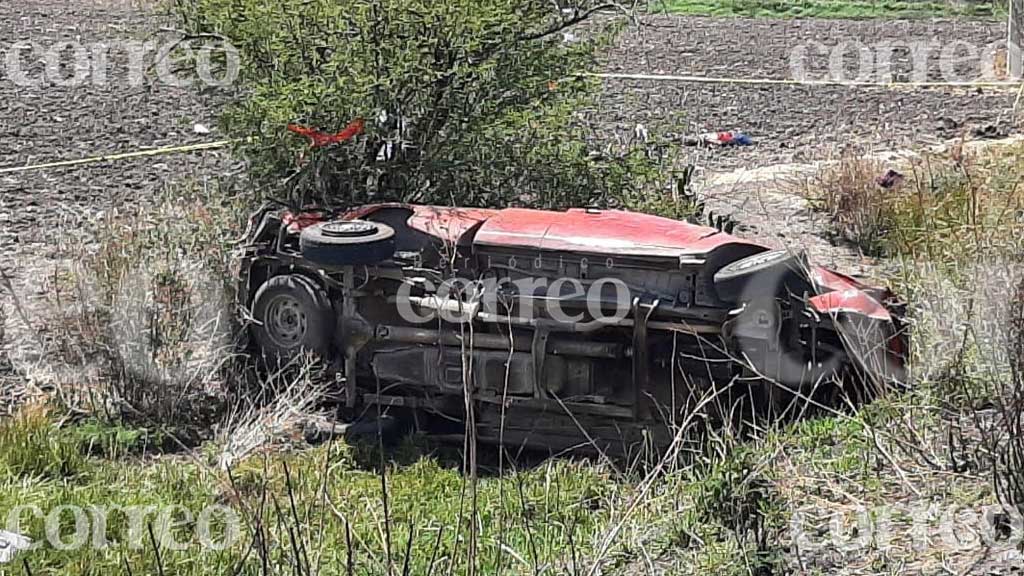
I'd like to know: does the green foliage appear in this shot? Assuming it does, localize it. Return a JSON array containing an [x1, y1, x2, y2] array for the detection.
[[0, 404, 798, 575], [651, 443, 787, 576], [0, 407, 86, 480], [0, 426, 622, 575], [785, 415, 876, 478], [70, 419, 160, 458], [178, 0, 683, 211], [693, 448, 771, 533]]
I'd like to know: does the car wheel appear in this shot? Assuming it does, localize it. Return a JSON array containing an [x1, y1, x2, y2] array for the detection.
[[713, 249, 810, 302], [251, 275, 334, 363], [300, 220, 396, 266]]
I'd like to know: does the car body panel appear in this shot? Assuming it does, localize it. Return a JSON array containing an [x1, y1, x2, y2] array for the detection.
[[809, 267, 892, 321], [295, 203, 894, 323], [473, 207, 763, 258]]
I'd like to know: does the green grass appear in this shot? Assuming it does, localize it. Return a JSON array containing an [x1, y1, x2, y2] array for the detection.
[[0, 180, 796, 575], [652, 0, 1000, 19], [0, 409, 789, 575], [0, 415, 610, 574], [10, 154, 1020, 574]]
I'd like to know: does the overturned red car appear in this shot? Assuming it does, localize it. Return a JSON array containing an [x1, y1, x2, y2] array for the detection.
[[239, 203, 907, 453]]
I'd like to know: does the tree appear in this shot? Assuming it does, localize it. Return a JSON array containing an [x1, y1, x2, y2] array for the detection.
[[179, 0, 680, 211]]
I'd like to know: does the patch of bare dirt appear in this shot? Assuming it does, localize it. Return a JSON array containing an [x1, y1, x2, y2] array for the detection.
[[699, 162, 877, 272], [593, 15, 1017, 280], [0, 0, 237, 247], [599, 15, 1016, 172]]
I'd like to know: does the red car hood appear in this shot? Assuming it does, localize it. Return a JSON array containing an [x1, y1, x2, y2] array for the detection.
[[473, 208, 759, 258], [339, 204, 895, 323]]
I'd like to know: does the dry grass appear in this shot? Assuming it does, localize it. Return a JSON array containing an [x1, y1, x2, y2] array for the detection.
[[808, 151, 893, 254], [0, 300, 12, 416], [786, 141, 1024, 565], [810, 143, 1024, 258], [6, 140, 1024, 574], [34, 182, 249, 433], [215, 358, 329, 470], [993, 280, 1024, 531]]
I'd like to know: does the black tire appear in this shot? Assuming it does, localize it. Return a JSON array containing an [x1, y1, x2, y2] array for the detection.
[[300, 220, 396, 266], [713, 249, 810, 303], [251, 275, 334, 363]]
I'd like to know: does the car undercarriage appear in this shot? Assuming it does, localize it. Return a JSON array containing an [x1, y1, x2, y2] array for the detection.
[[238, 203, 908, 454]]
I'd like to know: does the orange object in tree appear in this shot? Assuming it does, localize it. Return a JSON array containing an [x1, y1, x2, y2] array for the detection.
[[287, 118, 365, 148]]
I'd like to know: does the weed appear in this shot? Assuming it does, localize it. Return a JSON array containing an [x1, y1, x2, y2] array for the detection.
[[0, 405, 86, 480], [805, 141, 1024, 565], [70, 419, 159, 458], [992, 279, 1024, 536], [811, 144, 1024, 260], [809, 153, 892, 254], [48, 181, 248, 433]]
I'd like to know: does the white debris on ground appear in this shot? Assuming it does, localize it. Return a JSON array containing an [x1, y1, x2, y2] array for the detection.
[[0, 530, 31, 564]]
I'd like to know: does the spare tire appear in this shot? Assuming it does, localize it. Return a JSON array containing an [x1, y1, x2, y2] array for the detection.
[[713, 249, 810, 303], [300, 220, 396, 266]]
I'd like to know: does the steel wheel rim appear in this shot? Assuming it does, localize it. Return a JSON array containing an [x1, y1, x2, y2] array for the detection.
[[322, 220, 378, 238], [265, 295, 307, 348], [734, 250, 783, 271]]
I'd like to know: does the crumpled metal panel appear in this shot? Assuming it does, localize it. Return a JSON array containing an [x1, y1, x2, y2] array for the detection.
[[809, 267, 892, 321]]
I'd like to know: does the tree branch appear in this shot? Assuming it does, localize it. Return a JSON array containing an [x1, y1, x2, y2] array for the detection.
[[516, 3, 628, 43]]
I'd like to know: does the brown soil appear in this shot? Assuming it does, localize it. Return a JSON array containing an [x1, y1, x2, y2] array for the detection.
[[600, 15, 1014, 170], [0, 0, 237, 248], [2, 2, 1015, 405], [2, 7, 1015, 262]]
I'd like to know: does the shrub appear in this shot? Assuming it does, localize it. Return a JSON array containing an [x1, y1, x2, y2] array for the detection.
[[177, 0, 684, 213], [690, 443, 786, 571], [52, 183, 247, 432], [993, 279, 1024, 530], [810, 152, 893, 254], [837, 142, 1024, 542]]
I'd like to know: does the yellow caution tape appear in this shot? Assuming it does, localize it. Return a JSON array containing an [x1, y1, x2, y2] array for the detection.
[[0, 140, 235, 175], [4, 71, 1023, 177], [587, 72, 1024, 89]]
